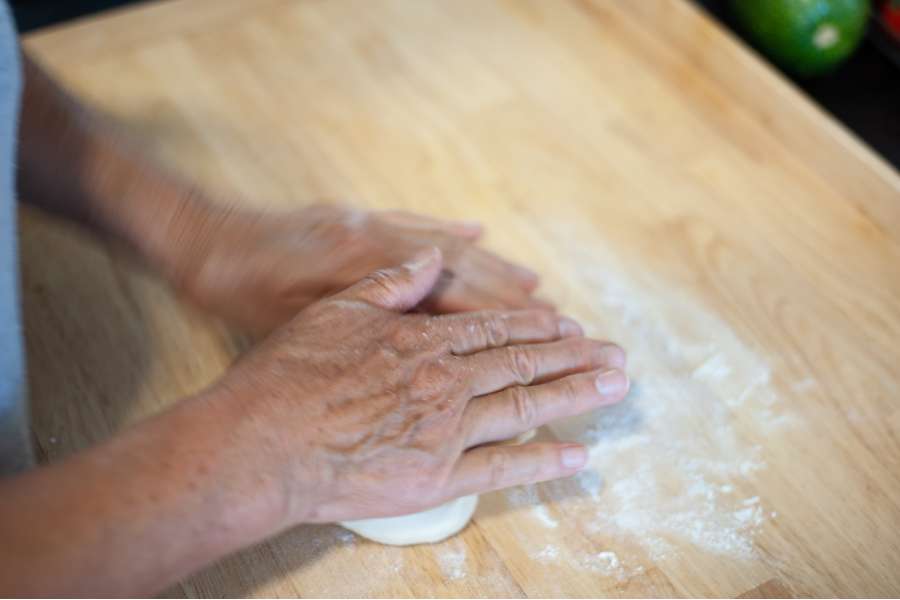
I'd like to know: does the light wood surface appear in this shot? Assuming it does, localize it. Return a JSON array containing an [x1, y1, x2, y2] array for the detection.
[[20, 0, 900, 597]]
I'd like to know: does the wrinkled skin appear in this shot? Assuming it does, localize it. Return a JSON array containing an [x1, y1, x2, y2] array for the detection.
[[173, 204, 548, 334], [215, 249, 629, 525]]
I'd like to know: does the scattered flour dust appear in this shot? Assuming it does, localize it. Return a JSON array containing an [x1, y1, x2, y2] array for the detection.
[[534, 544, 560, 563], [507, 484, 559, 528], [435, 539, 468, 581], [498, 220, 804, 581], [579, 550, 645, 581], [334, 528, 356, 546]]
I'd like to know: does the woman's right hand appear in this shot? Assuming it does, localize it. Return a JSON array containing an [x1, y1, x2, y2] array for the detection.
[[214, 248, 629, 528]]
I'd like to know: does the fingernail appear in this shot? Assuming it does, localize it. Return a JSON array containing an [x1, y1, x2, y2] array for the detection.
[[561, 445, 588, 470], [601, 344, 627, 369], [405, 247, 440, 270], [558, 317, 583, 337], [595, 369, 628, 398]]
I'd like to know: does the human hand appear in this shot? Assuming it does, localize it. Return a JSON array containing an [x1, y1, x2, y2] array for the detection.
[[18, 52, 544, 333], [211, 248, 628, 526], [166, 203, 547, 334]]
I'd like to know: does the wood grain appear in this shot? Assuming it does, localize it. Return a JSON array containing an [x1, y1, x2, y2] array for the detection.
[[20, 0, 900, 597]]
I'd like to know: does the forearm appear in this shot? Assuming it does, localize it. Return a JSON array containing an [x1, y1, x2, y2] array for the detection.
[[0, 387, 291, 597], [16, 51, 219, 281]]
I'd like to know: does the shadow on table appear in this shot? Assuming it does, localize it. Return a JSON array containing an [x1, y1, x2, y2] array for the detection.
[[169, 524, 347, 598], [19, 206, 158, 460], [19, 104, 263, 461]]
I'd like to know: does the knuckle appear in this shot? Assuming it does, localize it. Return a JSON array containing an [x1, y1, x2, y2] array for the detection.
[[420, 316, 443, 342], [508, 386, 537, 430], [387, 324, 420, 353], [561, 376, 582, 403], [363, 268, 402, 297], [482, 314, 510, 348], [365, 268, 394, 287], [506, 346, 537, 385], [487, 451, 512, 487]]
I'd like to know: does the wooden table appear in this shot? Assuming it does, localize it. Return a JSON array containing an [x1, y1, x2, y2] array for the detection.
[[20, 0, 900, 597]]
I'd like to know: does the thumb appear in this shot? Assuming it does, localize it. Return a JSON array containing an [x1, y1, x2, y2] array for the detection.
[[341, 247, 444, 312]]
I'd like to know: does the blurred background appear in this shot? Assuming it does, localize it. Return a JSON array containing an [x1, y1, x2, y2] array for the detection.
[[10, 0, 900, 169]]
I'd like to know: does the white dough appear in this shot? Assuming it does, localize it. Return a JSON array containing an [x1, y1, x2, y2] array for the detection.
[[339, 428, 535, 546], [340, 494, 478, 546]]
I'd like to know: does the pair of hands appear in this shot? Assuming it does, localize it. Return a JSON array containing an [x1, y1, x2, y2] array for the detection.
[[9, 55, 627, 594], [167, 203, 629, 525]]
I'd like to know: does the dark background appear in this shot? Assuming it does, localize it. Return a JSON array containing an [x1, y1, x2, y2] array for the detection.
[[11, 0, 900, 170]]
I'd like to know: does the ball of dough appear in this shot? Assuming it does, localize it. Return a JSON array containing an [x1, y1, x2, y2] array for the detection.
[[340, 495, 478, 546], [338, 429, 534, 545]]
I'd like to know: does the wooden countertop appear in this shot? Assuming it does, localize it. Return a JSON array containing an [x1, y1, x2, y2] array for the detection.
[[20, 0, 900, 597]]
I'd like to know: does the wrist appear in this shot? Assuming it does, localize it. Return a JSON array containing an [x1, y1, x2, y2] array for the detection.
[[0, 385, 298, 596], [40, 109, 236, 288], [195, 378, 324, 530], [79, 141, 237, 293], [164, 385, 298, 539], [123, 181, 228, 287]]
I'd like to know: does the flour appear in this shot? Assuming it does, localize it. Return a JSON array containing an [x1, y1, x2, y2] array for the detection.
[[335, 528, 356, 545], [386, 551, 405, 574], [579, 551, 640, 581], [691, 353, 732, 382], [435, 541, 468, 581], [290, 527, 408, 597], [311, 221, 807, 590], [530, 544, 643, 582], [792, 377, 818, 394], [531, 504, 559, 529], [506, 484, 559, 528], [534, 545, 560, 563], [497, 220, 807, 580], [574, 469, 604, 499]]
